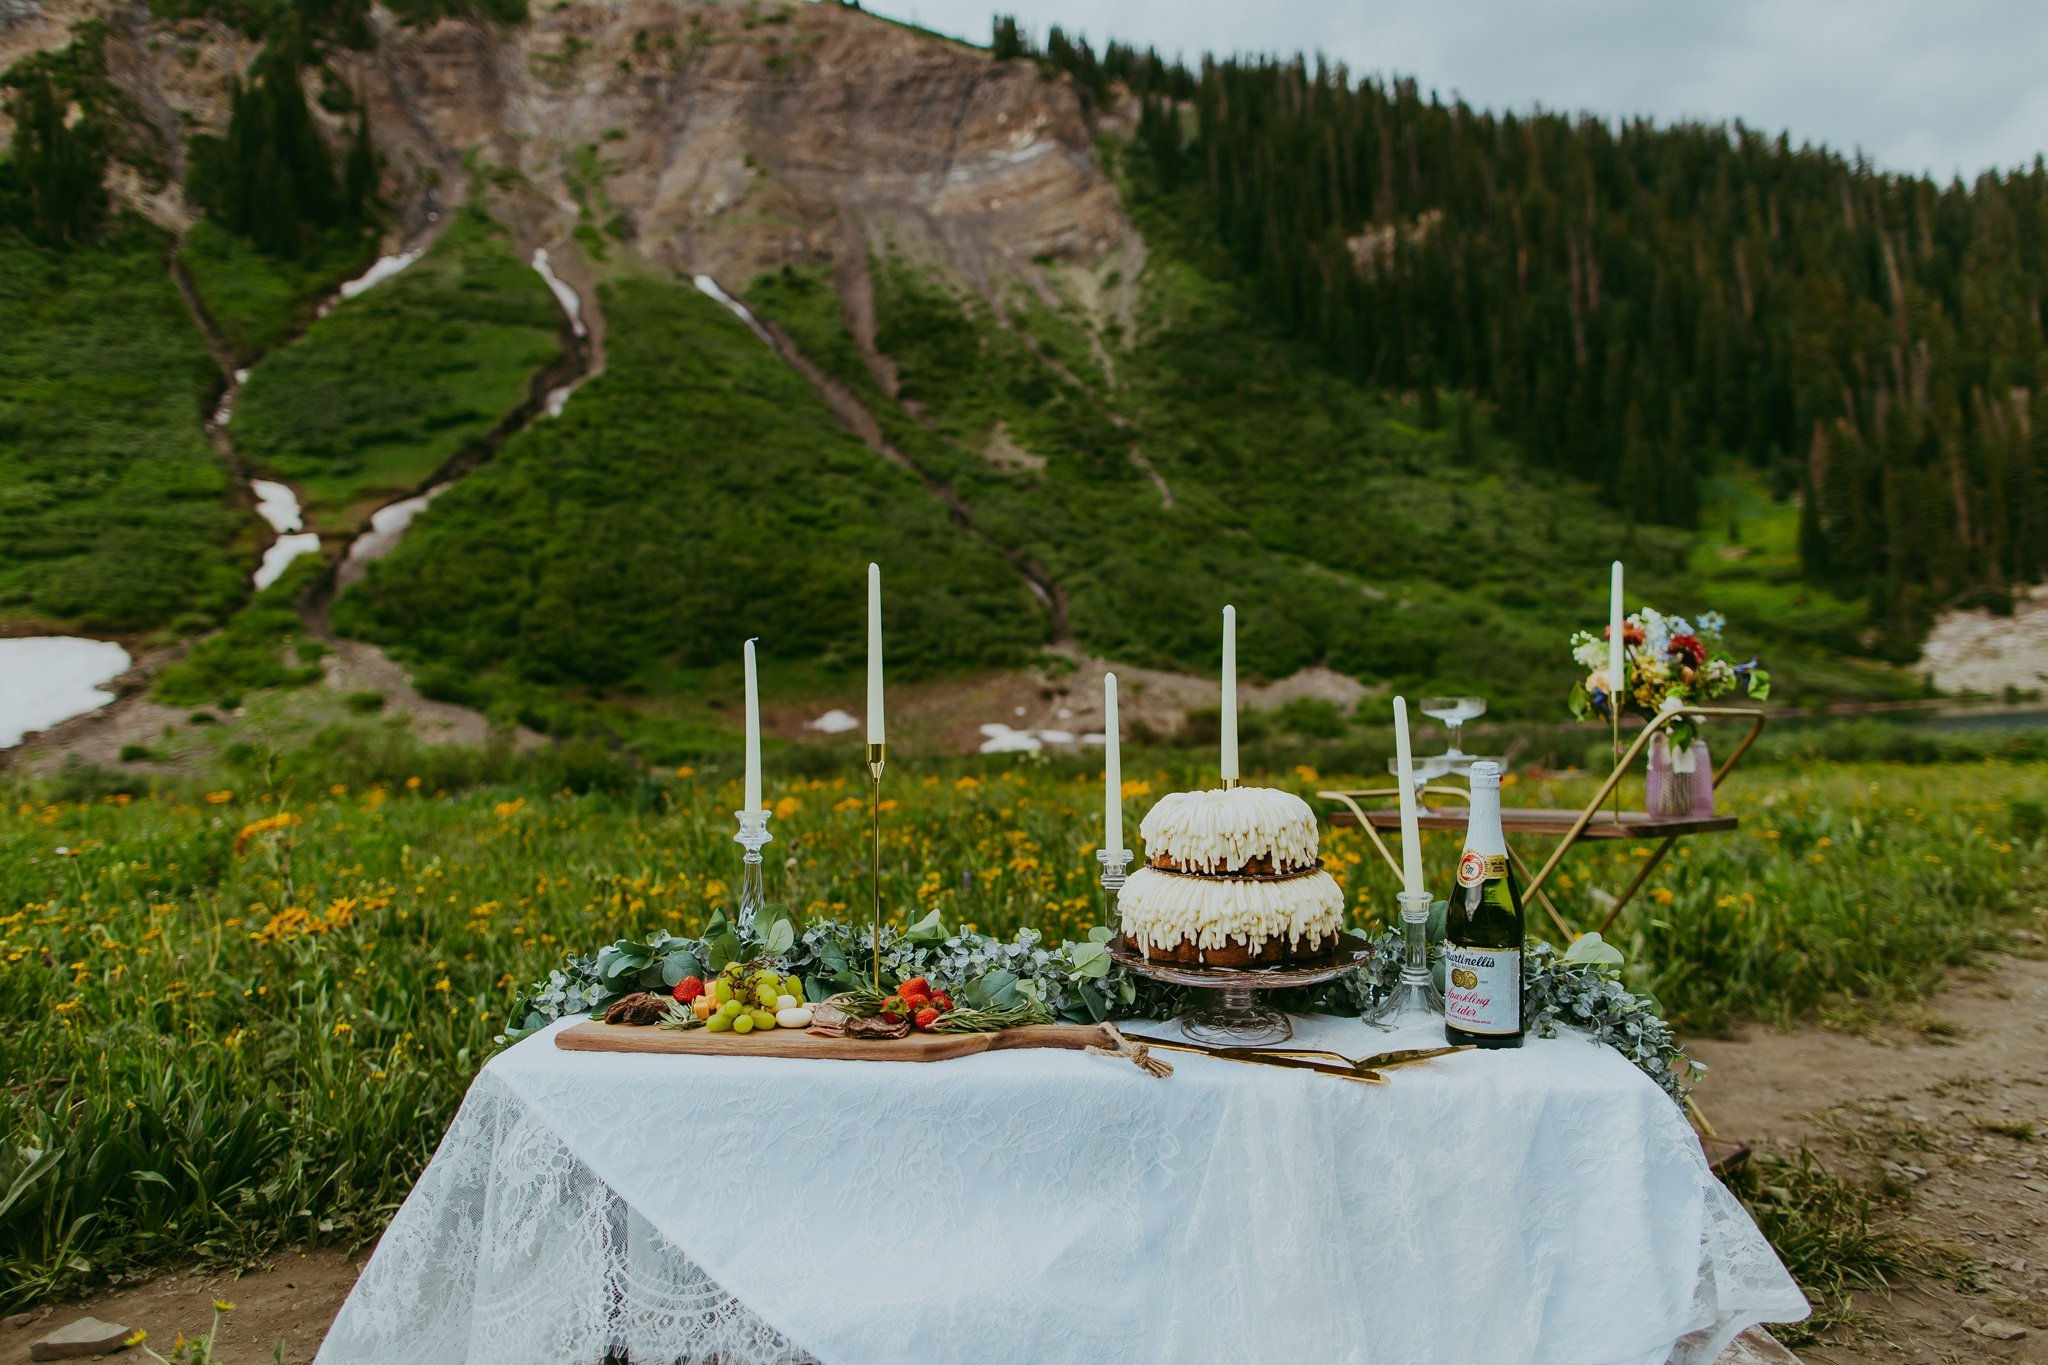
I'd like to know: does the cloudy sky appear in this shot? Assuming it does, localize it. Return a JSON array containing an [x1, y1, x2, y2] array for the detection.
[[862, 0, 2048, 180]]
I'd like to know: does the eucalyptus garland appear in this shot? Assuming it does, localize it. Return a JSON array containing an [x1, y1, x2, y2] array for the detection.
[[505, 906, 1695, 1103]]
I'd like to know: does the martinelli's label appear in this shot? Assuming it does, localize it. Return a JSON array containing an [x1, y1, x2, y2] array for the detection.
[[1456, 851, 1510, 887], [1445, 945, 1520, 1034]]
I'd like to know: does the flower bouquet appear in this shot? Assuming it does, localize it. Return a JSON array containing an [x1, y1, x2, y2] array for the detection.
[[1567, 607, 1768, 815]]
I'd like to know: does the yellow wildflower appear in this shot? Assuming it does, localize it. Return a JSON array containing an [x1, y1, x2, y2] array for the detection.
[[774, 795, 802, 819], [204, 790, 234, 804], [233, 812, 302, 855]]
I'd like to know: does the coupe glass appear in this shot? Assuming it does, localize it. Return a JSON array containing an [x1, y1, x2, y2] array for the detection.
[[1419, 696, 1486, 755], [1387, 752, 1453, 794]]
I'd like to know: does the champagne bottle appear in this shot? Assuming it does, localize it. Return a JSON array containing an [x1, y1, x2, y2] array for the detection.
[[1443, 761, 1524, 1048]]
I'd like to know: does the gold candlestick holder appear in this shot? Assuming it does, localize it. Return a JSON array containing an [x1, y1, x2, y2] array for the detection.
[[867, 741, 886, 990], [1610, 707, 1622, 822]]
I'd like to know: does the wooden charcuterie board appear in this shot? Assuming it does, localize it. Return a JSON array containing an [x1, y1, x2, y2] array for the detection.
[[555, 1020, 1113, 1062]]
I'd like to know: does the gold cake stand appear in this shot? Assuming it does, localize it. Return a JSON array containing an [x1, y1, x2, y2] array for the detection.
[[1106, 932, 1375, 1046]]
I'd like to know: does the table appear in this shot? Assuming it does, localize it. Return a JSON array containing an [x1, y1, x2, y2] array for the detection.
[[315, 1015, 1805, 1365]]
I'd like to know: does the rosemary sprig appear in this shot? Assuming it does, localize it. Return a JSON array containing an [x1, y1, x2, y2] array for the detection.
[[656, 1000, 703, 1030], [929, 998, 1054, 1032]]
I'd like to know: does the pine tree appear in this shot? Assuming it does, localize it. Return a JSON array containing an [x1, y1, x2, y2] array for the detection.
[[991, 15, 1025, 62], [7, 72, 108, 247]]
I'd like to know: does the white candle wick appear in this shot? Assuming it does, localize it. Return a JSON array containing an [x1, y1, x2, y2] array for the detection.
[[743, 637, 762, 812], [866, 563, 884, 745], [1103, 672, 1123, 856], [1220, 605, 1238, 782], [1393, 695, 1424, 896], [1608, 560, 1625, 717]]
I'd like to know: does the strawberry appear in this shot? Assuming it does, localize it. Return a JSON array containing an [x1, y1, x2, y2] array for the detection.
[[914, 1006, 941, 1031], [672, 976, 705, 1003], [931, 990, 955, 1012], [898, 977, 932, 1002]]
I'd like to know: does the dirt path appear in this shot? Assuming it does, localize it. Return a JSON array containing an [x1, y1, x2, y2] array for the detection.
[[2, 1250, 361, 1365], [1690, 951, 2048, 1362]]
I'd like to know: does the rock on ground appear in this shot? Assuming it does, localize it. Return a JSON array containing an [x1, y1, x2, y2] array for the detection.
[[27, 1317, 133, 1361]]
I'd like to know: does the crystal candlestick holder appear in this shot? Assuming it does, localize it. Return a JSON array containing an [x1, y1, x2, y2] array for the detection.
[[1097, 847, 1134, 930], [1365, 890, 1444, 1026], [732, 808, 774, 936]]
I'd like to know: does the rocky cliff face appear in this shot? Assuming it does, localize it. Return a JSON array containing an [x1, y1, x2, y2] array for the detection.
[[12, 0, 1137, 318]]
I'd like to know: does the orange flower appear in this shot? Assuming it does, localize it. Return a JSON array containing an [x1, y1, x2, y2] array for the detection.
[[233, 812, 302, 855]]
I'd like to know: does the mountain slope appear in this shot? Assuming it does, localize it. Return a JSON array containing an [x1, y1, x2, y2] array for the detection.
[[0, 0, 1943, 754]]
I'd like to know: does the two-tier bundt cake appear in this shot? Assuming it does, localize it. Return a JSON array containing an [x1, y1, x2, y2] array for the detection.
[[1117, 787, 1345, 966]]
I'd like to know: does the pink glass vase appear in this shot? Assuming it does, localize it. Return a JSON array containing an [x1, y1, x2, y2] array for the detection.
[[1646, 732, 1714, 819]]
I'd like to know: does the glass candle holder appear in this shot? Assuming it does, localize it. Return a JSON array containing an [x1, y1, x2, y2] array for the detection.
[[1365, 889, 1444, 1026], [733, 808, 774, 936]]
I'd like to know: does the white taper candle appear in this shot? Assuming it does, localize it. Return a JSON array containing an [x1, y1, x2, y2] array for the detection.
[[1608, 560, 1625, 714], [743, 637, 762, 812], [1103, 672, 1123, 855], [866, 563, 885, 745], [1220, 605, 1238, 782], [1393, 695, 1425, 896]]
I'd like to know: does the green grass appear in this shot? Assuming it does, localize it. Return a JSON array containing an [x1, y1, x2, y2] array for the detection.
[[0, 741, 2039, 1309], [0, 220, 252, 634], [1727, 1148, 1980, 1344], [228, 207, 561, 527], [176, 220, 374, 365], [328, 271, 1046, 756], [150, 557, 327, 709]]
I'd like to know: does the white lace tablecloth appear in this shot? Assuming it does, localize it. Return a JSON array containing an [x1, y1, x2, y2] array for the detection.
[[317, 1014, 1804, 1365]]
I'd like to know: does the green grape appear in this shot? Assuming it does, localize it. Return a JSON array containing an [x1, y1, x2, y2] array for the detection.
[[732, 1015, 755, 1034], [705, 1014, 732, 1033], [718, 1000, 742, 1018], [754, 987, 779, 1007], [785, 977, 805, 1003], [712, 981, 733, 1004], [750, 1009, 777, 1030]]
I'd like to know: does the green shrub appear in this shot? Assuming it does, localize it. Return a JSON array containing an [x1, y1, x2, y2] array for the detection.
[[229, 207, 560, 522], [152, 558, 324, 708], [0, 221, 248, 634]]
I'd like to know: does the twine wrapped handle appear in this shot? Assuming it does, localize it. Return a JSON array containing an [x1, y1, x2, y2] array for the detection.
[[1086, 1022, 1173, 1078]]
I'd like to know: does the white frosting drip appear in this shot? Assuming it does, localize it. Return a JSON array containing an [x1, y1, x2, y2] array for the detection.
[[1118, 866, 1345, 954], [1138, 786, 1321, 872]]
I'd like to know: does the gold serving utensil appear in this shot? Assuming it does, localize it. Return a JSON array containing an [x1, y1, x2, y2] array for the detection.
[[1199, 1042, 1473, 1077], [1347, 1044, 1474, 1072], [1136, 1037, 1389, 1085]]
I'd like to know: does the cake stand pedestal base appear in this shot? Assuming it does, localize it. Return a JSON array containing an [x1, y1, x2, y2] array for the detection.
[[1105, 934, 1373, 1048], [1179, 987, 1292, 1046]]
